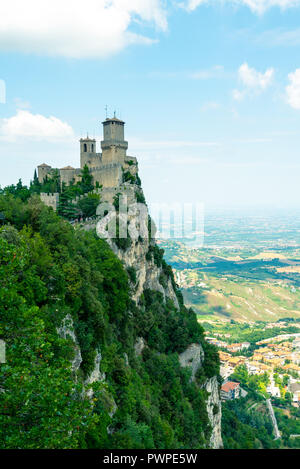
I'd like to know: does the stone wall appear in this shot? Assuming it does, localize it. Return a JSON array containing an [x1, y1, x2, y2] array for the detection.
[[60, 168, 82, 186], [101, 145, 127, 165], [37, 164, 53, 183], [91, 163, 123, 188], [40, 193, 59, 211]]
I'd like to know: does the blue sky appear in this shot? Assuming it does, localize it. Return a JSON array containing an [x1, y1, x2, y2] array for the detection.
[[1, 1, 300, 208]]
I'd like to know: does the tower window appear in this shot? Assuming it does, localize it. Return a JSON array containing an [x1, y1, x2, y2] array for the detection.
[[84, 143, 87, 152], [92, 144, 94, 152]]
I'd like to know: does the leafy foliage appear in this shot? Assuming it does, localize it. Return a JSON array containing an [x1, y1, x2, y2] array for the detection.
[[222, 398, 277, 449], [0, 187, 219, 449]]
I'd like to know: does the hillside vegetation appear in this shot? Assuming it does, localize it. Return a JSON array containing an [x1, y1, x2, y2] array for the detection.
[[0, 187, 219, 449]]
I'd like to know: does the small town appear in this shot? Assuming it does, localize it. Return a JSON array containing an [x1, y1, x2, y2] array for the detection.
[[205, 333, 300, 404]]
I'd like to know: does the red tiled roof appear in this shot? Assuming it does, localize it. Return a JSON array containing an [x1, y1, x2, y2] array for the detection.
[[221, 381, 240, 392]]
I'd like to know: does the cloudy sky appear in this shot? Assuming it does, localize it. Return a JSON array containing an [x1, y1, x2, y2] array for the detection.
[[1, 0, 300, 208]]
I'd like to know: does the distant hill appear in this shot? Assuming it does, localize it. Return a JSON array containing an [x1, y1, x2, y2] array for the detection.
[[161, 241, 300, 322]]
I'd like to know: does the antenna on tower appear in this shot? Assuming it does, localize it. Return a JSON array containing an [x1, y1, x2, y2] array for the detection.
[[105, 105, 108, 118], [114, 109, 116, 118]]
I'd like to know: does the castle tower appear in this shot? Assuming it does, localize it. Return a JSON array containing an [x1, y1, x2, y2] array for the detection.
[[101, 116, 128, 165], [80, 136, 97, 169], [37, 163, 52, 183]]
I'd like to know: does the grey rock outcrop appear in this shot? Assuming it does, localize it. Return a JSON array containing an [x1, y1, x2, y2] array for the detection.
[[85, 350, 106, 398], [134, 337, 146, 357], [178, 343, 223, 449], [178, 343, 204, 381], [57, 314, 82, 372], [96, 207, 180, 310], [205, 376, 223, 449]]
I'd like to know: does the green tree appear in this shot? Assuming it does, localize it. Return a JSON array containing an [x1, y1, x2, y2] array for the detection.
[[58, 183, 79, 219], [77, 193, 100, 219], [79, 164, 94, 194], [0, 236, 97, 448]]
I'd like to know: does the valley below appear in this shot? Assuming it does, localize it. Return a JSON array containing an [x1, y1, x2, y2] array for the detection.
[[158, 208, 300, 448]]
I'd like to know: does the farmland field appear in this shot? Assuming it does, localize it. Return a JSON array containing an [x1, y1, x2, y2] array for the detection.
[[158, 209, 300, 322]]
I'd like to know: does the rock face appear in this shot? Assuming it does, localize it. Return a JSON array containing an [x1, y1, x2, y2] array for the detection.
[[178, 343, 204, 381], [57, 314, 82, 372], [179, 343, 223, 449], [134, 337, 146, 357], [96, 205, 180, 309], [85, 350, 106, 398], [205, 376, 223, 449]]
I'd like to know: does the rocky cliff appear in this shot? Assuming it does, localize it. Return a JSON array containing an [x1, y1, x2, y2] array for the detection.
[[100, 215, 180, 310], [88, 171, 223, 449], [178, 343, 222, 449]]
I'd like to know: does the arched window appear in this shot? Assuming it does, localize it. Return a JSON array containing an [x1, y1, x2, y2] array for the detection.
[[91, 144, 94, 152], [84, 143, 87, 152]]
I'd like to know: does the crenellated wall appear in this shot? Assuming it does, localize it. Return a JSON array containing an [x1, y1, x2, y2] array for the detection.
[[90, 162, 123, 188], [40, 193, 59, 211]]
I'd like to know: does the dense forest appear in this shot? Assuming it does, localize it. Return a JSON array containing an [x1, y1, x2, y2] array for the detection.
[[0, 177, 220, 449]]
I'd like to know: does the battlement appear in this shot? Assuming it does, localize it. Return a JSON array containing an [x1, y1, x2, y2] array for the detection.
[[40, 193, 59, 211], [89, 162, 122, 171]]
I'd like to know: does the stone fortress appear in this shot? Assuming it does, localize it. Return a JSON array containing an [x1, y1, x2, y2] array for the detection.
[[38, 116, 139, 209]]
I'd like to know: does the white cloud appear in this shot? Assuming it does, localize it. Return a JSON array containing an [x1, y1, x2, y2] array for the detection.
[[232, 63, 274, 101], [286, 69, 300, 109], [0, 0, 167, 58], [238, 63, 274, 89], [0, 110, 74, 141], [182, 0, 300, 14], [232, 89, 245, 101]]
